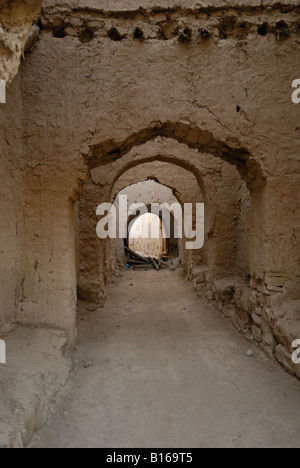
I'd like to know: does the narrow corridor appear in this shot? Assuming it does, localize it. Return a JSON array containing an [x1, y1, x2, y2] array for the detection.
[[31, 271, 300, 448]]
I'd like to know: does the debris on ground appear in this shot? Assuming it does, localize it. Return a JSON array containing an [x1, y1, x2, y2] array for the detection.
[[125, 246, 161, 271], [124, 248, 182, 273]]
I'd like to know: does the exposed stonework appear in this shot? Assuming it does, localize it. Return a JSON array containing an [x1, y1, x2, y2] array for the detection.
[[38, 1, 300, 47], [0, 0, 299, 386], [77, 139, 250, 304]]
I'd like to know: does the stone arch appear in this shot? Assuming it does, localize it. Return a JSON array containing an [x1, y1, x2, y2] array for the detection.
[[93, 145, 250, 277], [109, 155, 207, 206], [90, 145, 211, 234], [108, 159, 207, 274], [86, 127, 265, 283], [86, 121, 265, 188], [78, 141, 251, 303], [114, 182, 182, 265], [110, 158, 204, 204]]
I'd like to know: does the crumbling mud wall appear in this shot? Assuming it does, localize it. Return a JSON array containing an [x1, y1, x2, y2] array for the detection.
[[0, 0, 42, 83], [78, 142, 249, 302], [0, 0, 42, 334], [91, 138, 250, 279], [108, 154, 250, 278], [112, 161, 201, 207], [0, 77, 25, 333], [112, 162, 202, 268], [0, 0, 299, 375]]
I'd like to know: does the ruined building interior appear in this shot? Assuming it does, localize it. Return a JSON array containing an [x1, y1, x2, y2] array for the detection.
[[0, 0, 299, 449]]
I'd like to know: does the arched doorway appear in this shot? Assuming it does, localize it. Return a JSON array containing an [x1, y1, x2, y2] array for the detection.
[[128, 213, 167, 260], [112, 180, 182, 268]]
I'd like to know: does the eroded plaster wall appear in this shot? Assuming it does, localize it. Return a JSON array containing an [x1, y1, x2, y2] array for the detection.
[[90, 139, 251, 276], [0, 0, 42, 83], [0, 0, 299, 374], [112, 161, 201, 206], [111, 161, 203, 269], [20, 1, 299, 298], [77, 148, 249, 301], [0, 0, 43, 334], [0, 75, 24, 333]]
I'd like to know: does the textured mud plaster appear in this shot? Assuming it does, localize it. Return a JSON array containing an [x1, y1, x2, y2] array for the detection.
[[0, 76, 25, 334], [41, 0, 299, 11], [78, 140, 249, 302], [0, 0, 42, 83], [0, 327, 71, 448], [104, 140, 250, 280], [0, 0, 298, 378], [0, 2, 42, 333]]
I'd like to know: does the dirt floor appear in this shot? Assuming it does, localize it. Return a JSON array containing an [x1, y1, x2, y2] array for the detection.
[[0, 328, 71, 448], [30, 270, 300, 448]]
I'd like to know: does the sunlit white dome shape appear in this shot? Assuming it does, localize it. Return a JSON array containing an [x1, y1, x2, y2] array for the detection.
[[129, 213, 168, 260]]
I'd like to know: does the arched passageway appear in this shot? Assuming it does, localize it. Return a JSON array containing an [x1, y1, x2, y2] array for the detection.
[[85, 126, 260, 280], [74, 121, 298, 379], [0, 0, 300, 448], [8, 7, 298, 376], [33, 271, 300, 448], [77, 134, 253, 331], [112, 180, 182, 268], [78, 147, 250, 281], [128, 213, 168, 260]]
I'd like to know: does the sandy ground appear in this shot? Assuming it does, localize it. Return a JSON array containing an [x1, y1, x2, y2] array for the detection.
[[0, 328, 71, 448], [30, 270, 300, 448]]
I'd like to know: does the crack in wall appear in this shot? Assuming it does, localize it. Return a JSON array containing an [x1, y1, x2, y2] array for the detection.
[[32, 3, 300, 46], [41, 3, 300, 19]]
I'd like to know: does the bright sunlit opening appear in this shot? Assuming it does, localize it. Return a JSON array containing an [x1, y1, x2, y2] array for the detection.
[[128, 213, 167, 260]]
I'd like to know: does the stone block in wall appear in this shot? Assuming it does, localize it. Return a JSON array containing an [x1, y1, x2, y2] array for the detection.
[[193, 272, 208, 295], [187, 127, 200, 144], [206, 289, 214, 302], [197, 131, 212, 146], [252, 324, 262, 342], [274, 319, 300, 350], [24, 25, 40, 52], [253, 315, 277, 355], [262, 307, 275, 327], [211, 277, 254, 331], [263, 332, 277, 353], [258, 292, 272, 307], [264, 272, 290, 294], [240, 290, 255, 312], [173, 121, 190, 139], [275, 344, 295, 376], [252, 312, 262, 326]]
